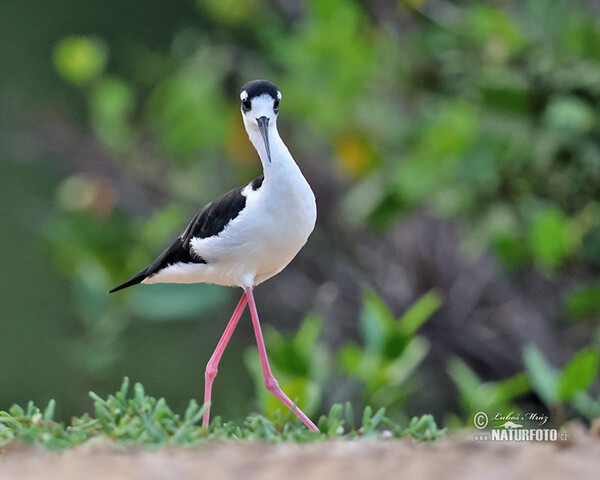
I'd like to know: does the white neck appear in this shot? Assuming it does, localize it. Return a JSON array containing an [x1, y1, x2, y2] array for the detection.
[[246, 123, 302, 182], [244, 114, 317, 238]]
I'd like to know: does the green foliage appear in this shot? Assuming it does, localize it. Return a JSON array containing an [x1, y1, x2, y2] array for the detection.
[[0, 379, 444, 450], [338, 0, 600, 275], [384, 414, 445, 442], [147, 64, 228, 158], [245, 290, 441, 423], [447, 358, 530, 426], [339, 289, 441, 416], [449, 345, 600, 426], [524, 345, 600, 415], [269, 0, 378, 132]]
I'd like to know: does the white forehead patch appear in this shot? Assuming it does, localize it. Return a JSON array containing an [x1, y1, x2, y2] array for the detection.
[[240, 90, 248, 101], [276, 91, 282, 101]]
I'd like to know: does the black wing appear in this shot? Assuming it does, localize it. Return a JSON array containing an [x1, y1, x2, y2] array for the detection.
[[180, 185, 247, 247], [108, 236, 198, 293], [109, 175, 264, 293]]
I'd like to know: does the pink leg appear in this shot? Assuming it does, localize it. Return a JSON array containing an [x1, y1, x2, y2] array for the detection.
[[203, 292, 248, 428], [244, 286, 319, 432]]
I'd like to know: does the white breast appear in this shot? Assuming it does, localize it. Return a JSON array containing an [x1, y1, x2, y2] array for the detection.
[[189, 170, 316, 287]]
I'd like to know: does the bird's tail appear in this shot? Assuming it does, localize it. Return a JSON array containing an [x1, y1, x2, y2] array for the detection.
[[108, 269, 148, 293]]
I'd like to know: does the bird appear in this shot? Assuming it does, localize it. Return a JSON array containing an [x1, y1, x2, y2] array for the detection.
[[109, 80, 319, 432]]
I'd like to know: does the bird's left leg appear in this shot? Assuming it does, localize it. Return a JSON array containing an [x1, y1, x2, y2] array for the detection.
[[244, 286, 319, 432], [203, 292, 248, 428]]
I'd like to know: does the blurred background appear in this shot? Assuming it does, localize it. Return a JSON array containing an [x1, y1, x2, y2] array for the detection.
[[1, 0, 600, 428]]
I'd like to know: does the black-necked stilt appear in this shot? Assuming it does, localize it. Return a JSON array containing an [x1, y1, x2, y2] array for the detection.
[[110, 80, 319, 431]]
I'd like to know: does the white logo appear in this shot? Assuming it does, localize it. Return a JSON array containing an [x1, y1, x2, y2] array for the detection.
[[474, 411, 488, 429], [495, 421, 523, 429], [473, 411, 567, 442]]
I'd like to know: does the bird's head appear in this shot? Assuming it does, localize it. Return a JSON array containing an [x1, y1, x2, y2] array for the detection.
[[240, 80, 281, 163]]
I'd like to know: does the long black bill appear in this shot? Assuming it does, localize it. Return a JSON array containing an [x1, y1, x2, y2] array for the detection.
[[256, 116, 271, 163]]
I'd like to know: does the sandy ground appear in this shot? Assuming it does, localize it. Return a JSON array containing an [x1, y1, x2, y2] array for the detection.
[[1, 425, 599, 480]]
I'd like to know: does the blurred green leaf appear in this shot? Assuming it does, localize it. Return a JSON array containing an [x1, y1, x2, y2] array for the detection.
[[90, 77, 136, 150], [269, 335, 310, 377], [557, 348, 599, 401], [73, 262, 111, 319], [467, 5, 526, 57], [565, 284, 600, 320], [201, 0, 259, 25], [338, 345, 363, 375], [380, 337, 429, 389], [493, 233, 530, 269], [139, 204, 186, 249], [528, 208, 573, 270], [359, 289, 395, 352], [544, 96, 596, 133], [395, 101, 479, 204], [448, 357, 530, 420], [53, 36, 108, 86], [523, 345, 559, 405], [447, 357, 484, 412], [147, 63, 227, 158], [293, 314, 323, 352], [397, 290, 442, 337], [571, 391, 600, 420], [488, 373, 530, 406]]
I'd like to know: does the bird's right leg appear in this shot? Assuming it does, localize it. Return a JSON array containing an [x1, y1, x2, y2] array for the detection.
[[203, 292, 248, 428], [244, 286, 319, 432]]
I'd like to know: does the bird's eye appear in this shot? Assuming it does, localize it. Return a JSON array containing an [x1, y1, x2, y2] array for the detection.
[[273, 99, 279, 112], [242, 99, 251, 111]]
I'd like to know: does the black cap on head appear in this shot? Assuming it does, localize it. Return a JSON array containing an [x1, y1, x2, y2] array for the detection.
[[240, 80, 280, 101]]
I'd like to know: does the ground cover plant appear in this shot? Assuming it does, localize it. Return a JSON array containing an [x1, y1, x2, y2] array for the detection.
[[0, 378, 444, 450]]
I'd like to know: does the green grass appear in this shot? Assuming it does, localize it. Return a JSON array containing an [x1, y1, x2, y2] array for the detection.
[[0, 378, 444, 450]]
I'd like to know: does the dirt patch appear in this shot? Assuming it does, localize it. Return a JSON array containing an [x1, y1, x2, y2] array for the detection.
[[1, 426, 599, 480]]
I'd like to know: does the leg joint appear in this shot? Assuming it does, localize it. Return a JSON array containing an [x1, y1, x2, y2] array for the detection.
[[205, 365, 218, 380], [263, 376, 279, 392]]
